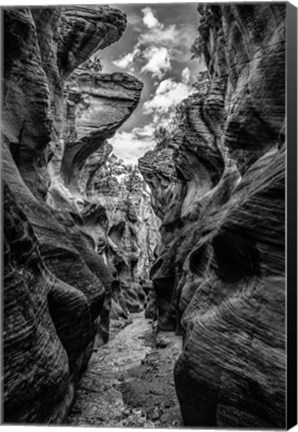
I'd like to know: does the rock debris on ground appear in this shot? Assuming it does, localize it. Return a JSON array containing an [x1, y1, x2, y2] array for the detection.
[[68, 313, 183, 427]]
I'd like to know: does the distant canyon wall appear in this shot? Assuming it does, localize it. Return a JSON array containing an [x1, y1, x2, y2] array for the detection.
[[139, 4, 286, 428]]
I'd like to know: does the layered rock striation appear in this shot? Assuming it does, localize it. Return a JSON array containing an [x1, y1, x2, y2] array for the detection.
[[81, 154, 160, 319], [3, 3, 286, 428], [2, 5, 146, 424], [60, 70, 143, 191], [139, 4, 285, 428]]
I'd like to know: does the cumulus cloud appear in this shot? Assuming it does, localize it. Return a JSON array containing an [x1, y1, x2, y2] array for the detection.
[[142, 7, 162, 29], [113, 45, 141, 71], [137, 22, 196, 64], [138, 24, 177, 47], [112, 7, 196, 78], [181, 67, 191, 84], [109, 125, 155, 164], [141, 47, 171, 79], [113, 52, 135, 69], [143, 77, 194, 120], [127, 12, 142, 26]]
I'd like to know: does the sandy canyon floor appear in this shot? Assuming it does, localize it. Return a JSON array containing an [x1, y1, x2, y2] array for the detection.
[[68, 313, 183, 427]]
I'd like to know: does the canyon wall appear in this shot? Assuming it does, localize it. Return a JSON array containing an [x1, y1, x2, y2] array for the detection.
[[2, 3, 286, 428], [2, 5, 154, 423], [139, 4, 286, 428]]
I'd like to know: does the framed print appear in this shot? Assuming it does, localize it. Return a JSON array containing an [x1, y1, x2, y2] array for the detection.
[[1, 1, 297, 429]]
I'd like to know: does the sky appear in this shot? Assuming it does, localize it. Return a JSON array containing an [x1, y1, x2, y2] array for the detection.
[[100, 3, 205, 164]]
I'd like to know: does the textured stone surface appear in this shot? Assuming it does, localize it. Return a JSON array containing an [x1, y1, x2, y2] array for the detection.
[[2, 5, 140, 424], [81, 154, 160, 319], [58, 6, 126, 80], [67, 314, 182, 428], [174, 148, 285, 428], [139, 82, 237, 331], [140, 4, 285, 428], [3, 8, 53, 201], [3, 6, 127, 202], [3, 2, 286, 428], [60, 70, 143, 191], [3, 182, 94, 423]]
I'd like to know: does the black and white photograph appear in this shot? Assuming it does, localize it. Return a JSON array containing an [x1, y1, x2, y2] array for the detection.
[[1, 1, 297, 429]]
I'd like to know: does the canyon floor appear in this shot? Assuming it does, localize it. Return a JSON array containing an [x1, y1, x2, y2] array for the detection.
[[68, 313, 183, 427]]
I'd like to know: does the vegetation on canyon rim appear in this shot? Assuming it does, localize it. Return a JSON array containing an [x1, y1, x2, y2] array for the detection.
[[2, 3, 286, 429]]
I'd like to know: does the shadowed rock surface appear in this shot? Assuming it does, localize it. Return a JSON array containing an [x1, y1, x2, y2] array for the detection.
[[2, 5, 147, 424], [3, 182, 81, 424], [139, 3, 285, 428]]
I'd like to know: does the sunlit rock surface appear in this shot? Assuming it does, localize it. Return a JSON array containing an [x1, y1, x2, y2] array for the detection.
[[139, 4, 285, 428]]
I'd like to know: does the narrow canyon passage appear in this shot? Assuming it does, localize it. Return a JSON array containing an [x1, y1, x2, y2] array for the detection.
[[68, 313, 183, 427], [3, 4, 287, 428]]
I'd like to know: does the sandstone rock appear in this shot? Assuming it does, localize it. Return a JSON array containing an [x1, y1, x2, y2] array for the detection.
[[140, 4, 286, 428], [78, 142, 113, 195], [44, 61, 146, 331], [58, 6, 126, 80], [174, 148, 285, 428], [139, 82, 234, 331], [80, 153, 161, 316], [3, 8, 53, 201], [60, 70, 143, 192], [2, 4, 141, 424], [3, 182, 93, 423], [3, 2, 286, 428]]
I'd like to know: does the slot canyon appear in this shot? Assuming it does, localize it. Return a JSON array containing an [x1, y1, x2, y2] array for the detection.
[[2, 3, 286, 428]]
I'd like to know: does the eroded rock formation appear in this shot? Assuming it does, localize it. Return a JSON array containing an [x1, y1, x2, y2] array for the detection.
[[60, 70, 143, 191], [81, 154, 160, 319], [139, 4, 285, 428], [3, 2, 286, 428], [2, 5, 149, 423]]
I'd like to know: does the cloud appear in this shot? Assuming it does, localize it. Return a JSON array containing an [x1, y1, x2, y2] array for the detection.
[[138, 24, 177, 47], [127, 12, 142, 26], [181, 67, 191, 84], [143, 77, 194, 119], [113, 45, 141, 70], [137, 22, 196, 64], [112, 7, 197, 78], [141, 47, 171, 79], [113, 52, 135, 69], [109, 124, 155, 164], [141, 7, 162, 29]]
